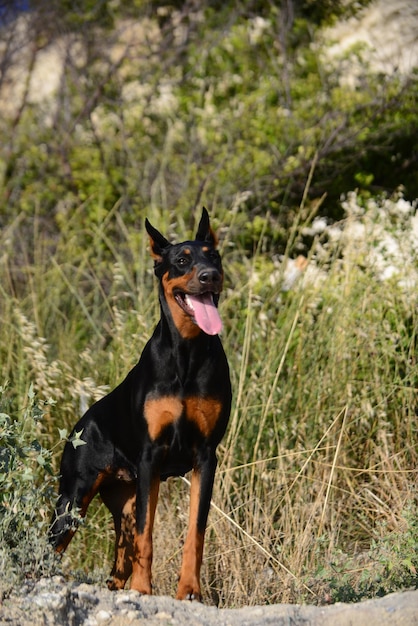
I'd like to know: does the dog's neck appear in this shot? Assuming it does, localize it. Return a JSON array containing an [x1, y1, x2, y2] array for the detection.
[[154, 300, 215, 385]]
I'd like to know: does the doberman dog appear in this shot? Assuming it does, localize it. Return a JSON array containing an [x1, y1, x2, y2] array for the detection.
[[49, 209, 231, 601]]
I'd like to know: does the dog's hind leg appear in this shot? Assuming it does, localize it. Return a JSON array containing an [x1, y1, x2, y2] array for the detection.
[[49, 428, 114, 553], [100, 478, 136, 590], [49, 473, 108, 553]]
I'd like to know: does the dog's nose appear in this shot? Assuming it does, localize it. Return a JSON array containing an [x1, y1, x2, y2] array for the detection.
[[198, 269, 222, 287]]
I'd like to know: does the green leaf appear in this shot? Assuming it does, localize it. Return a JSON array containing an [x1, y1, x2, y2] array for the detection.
[[72, 438, 87, 449], [0, 412, 10, 424], [70, 429, 87, 449], [58, 428, 68, 441], [401, 559, 417, 574]]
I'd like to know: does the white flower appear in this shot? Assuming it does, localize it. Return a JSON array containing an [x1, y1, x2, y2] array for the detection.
[[248, 17, 270, 45], [343, 220, 366, 242], [341, 191, 364, 217], [326, 225, 343, 242], [410, 213, 418, 252], [302, 217, 327, 237], [395, 197, 413, 216]]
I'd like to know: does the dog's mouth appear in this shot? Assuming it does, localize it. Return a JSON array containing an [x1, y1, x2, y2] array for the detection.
[[174, 291, 222, 336]]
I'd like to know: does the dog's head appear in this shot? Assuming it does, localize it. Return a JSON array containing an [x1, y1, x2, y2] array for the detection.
[[145, 209, 224, 337]]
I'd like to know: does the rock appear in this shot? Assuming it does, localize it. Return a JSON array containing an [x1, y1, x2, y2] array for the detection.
[[0, 579, 417, 626]]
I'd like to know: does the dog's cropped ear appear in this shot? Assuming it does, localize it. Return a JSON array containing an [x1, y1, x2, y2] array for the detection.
[[145, 218, 171, 262], [195, 207, 218, 247]]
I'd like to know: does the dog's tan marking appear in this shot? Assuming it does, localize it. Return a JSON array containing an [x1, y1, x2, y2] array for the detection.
[[80, 468, 111, 514], [131, 477, 160, 594], [144, 396, 183, 440], [176, 469, 204, 600], [184, 397, 222, 437], [162, 270, 201, 339], [55, 468, 112, 554], [108, 493, 136, 590]]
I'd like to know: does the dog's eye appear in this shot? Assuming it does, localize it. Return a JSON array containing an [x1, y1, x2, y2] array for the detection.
[[208, 251, 220, 264], [177, 257, 189, 266]]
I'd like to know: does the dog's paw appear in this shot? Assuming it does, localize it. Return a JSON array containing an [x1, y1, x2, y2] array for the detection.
[[106, 576, 126, 591], [176, 584, 202, 602]]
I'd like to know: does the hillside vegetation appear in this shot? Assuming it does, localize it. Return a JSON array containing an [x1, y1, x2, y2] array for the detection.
[[0, 0, 417, 607]]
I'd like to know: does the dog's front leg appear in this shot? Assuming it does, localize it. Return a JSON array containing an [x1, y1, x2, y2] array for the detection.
[[130, 452, 161, 595], [176, 451, 217, 601]]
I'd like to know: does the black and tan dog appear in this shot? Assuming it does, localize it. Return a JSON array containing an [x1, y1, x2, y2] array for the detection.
[[49, 209, 231, 601]]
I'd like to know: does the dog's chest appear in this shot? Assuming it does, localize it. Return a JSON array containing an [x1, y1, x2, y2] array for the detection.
[[143, 394, 221, 440]]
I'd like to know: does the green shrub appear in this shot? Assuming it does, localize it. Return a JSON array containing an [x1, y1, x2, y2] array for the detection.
[[0, 384, 59, 598], [312, 503, 418, 602]]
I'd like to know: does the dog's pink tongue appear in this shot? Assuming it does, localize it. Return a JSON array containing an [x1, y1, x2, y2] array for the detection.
[[187, 293, 222, 335]]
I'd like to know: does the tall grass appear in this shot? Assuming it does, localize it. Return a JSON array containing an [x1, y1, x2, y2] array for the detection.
[[0, 199, 417, 605]]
